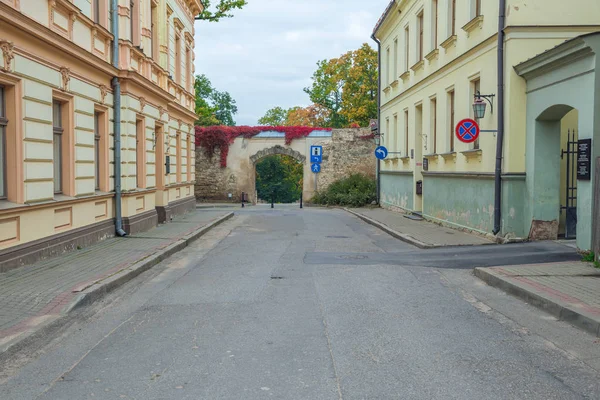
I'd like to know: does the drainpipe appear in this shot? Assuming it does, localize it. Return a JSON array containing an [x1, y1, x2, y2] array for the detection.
[[493, 0, 506, 235], [371, 33, 382, 205], [112, 0, 127, 237]]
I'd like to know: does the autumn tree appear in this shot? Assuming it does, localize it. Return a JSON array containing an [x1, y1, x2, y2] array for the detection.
[[304, 44, 378, 128], [286, 104, 330, 127], [195, 0, 248, 22]]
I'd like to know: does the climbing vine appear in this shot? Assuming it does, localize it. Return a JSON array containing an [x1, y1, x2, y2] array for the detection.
[[195, 126, 332, 167]]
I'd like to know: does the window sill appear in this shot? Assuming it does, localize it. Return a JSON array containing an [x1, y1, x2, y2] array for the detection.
[[461, 148, 482, 161], [425, 48, 439, 62], [400, 70, 410, 82], [440, 35, 457, 51], [462, 16, 484, 37], [410, 60, 425, 72], [439, 151, 457, 160], [390, 79, 399, 88], [383, 86, 391, 94], [400, 156, 411, 163], [423, 153, 439, 160]]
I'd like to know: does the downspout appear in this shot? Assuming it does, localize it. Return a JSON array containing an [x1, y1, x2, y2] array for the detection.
[[112, 0, 127, 236], [493, 0, 506, 235], [371, 33, 382, 205]]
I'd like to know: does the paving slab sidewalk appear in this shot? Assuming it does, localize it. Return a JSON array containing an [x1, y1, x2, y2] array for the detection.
[[346, 208, 493, 248], [475, 262, 600, 336], [0, 209, 233, 354]]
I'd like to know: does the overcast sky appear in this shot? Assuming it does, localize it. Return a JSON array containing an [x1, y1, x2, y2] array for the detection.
[[193, 0, 389, 126]]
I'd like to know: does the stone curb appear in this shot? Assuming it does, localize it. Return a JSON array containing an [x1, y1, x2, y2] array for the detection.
[[474, 267, 600, 337], [0, 212, 234, 358], [343, 208, 433, 249]]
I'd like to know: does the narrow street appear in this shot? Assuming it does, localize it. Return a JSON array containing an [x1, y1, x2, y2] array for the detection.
[[1, 207, 599, 399]]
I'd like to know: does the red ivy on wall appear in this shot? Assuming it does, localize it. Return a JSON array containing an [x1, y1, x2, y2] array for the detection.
[[195, 126, 332, 167]]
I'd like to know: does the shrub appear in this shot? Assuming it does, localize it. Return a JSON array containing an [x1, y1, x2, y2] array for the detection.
[[311, 174, 376, 207]]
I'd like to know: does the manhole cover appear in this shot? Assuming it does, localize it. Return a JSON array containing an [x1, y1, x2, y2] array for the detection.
[[336, 254, 368, 260], [327, 236, 350, 239]]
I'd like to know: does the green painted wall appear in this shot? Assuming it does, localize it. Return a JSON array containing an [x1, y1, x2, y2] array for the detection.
[[380, 172, 414, 211], [422, 175, 527, 237]]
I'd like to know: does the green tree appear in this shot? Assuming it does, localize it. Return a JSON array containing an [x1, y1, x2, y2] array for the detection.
[[304, 57, 349, 128], [258, 106, 290, 126], [256, 155, 303, 203], [194, 74, 238, 126], [196, 0, 248, 22]]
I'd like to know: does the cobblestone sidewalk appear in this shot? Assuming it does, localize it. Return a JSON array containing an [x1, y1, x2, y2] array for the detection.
[[475, 262, 600, 336], [0, 210, 232, 350], [347, 208, 493, 247]]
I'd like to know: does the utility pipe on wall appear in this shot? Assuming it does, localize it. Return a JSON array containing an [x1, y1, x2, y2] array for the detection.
[[493, 0, 506, 235], [112, 0, 127, 237], [371, 33, 382, 205]]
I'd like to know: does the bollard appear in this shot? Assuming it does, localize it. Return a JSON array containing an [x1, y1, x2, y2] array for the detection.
[[300, 193, 303, 209], [241, 192, 245, 208], [271, 196, 274, 209]]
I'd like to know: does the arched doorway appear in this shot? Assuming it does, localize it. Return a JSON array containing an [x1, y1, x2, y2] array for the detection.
[[528, 105, 579, 240], [249, 146, 306, 204]]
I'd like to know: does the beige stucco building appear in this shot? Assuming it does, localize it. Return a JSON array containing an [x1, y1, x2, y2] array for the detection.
[[373, 0, 600, 249], [0, 0, 200, 269]]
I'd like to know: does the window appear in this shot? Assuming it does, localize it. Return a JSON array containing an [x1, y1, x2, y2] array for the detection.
[[404, 26, 410, 71], [186, 134, 192, 182], [432, 0, 438, 48], [393, 38, 398, 79], [471, 78, 481, 149], [176, 132, 182, 183], [418, 12, 424, 61], [385, 47, 390, 86], [404, 109, 409, 157], [53, 101, 63, 194], [130, 0, 139, 46], [0, 86, 6, 199], [93, 0, 100, 24], [451, 0, 457, 36], [385, 118, 390, 147], [136, 118, 145, 189], [185, 47, 191, 91], [151, 2, 158, 59], [94, 112, 100, 190], [430, 98, 437, 154], [448, 90, 455, 152], [476, 0, 482, 17], [175, 34, 181, 84]]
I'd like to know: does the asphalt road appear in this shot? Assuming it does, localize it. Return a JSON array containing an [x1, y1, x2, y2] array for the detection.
[[1, 207, 600, 399]]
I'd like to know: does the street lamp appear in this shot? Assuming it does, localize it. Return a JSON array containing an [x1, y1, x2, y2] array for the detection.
[[473, 91, 495, 119]]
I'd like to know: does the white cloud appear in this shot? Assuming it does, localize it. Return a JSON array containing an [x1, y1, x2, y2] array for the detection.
[[194, 0, 388, 125]]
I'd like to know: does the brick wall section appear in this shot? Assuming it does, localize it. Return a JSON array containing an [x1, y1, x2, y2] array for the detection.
[[195, 128, 376, 202], [316, 128, 376, 190]]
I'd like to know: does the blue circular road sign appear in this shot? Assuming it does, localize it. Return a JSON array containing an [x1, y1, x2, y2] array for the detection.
[[375, 146, 388, 160], [311, 163, 321, 173]]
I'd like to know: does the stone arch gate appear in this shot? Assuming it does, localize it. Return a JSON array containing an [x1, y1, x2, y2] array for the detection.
[[195, 128, 376, 204]]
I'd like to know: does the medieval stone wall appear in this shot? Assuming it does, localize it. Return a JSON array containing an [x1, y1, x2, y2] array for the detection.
[[195, 128, 376, 202], [316, 129, 376, 191]]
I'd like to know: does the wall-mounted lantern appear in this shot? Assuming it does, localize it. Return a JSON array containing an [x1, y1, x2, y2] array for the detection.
[[473, 91, 495, 119]]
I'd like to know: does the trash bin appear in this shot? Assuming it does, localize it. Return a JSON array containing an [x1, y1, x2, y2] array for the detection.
[[416, 180, 423, 195]]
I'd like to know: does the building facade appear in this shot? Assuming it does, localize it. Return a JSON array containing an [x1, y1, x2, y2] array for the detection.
[[373, 0, 600, 250], [0, 0, 200, 269]]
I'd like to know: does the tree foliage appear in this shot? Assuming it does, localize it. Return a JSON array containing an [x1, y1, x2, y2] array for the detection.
[[258, 106, 291, 126], [196, 0, 247, 22], [194, 74, 238, 126], [258, 44, 378, 129], [255, 155, 303, 203]]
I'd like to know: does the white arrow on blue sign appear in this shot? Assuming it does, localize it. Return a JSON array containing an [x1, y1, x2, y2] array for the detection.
[[375, 146, 388, 160], [311, 163, 321, 173]]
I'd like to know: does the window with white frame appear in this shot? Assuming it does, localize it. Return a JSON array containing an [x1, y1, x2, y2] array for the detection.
[[417, 11, 424, 61], [0, 86, 6, 199], [393, 38, 398, 79], [431, 0, 438, 48], [53, 100, 63, 194], [450, 0, 457, 36], [404, 26, 410, 71]]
